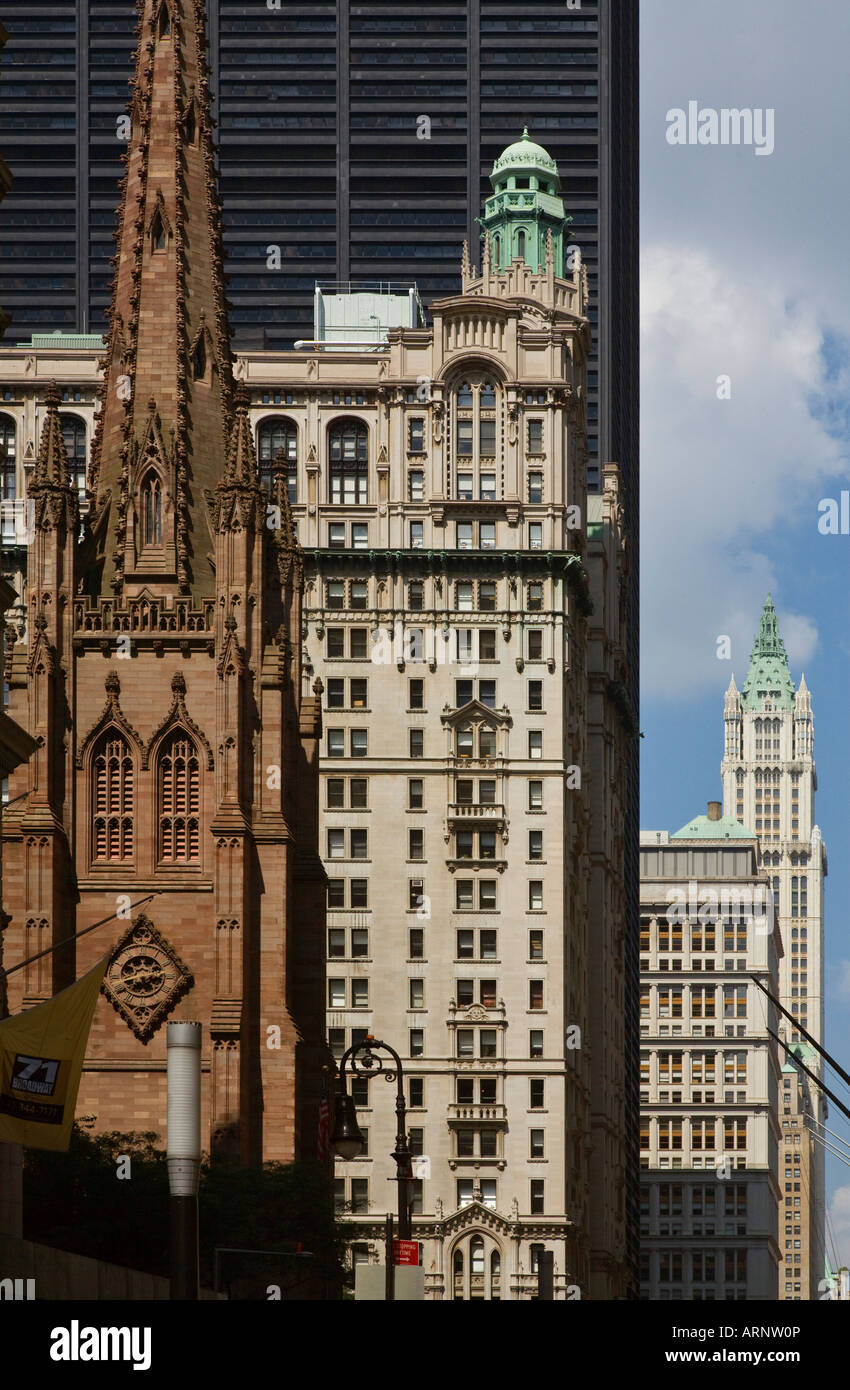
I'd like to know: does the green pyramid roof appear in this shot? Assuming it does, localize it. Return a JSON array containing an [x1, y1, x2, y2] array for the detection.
[[671, 812, 755, 840], [741, 594, 796, 711]]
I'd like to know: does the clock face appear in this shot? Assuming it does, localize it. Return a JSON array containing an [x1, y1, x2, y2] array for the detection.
[[101, 914, 193, 1042], [108, 946, 179, 1006]]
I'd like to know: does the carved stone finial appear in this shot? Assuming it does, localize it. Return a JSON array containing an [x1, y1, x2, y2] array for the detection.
[[312, 677, 324, 696], [171, 671, 187, 695], [45, 379, 62, 409], [105, 670, 121, 695]]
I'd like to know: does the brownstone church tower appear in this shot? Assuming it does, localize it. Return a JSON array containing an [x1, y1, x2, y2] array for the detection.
[[1, 0, 326, 1164]]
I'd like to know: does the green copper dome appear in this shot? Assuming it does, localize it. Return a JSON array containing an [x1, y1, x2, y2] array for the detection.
[[741, 594, 796, 712], [482, 129, 569, 274], [491, 127, 560, 185], [671, 812, 755, 840]]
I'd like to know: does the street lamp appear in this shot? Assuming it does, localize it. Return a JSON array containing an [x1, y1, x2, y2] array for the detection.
[[331, 1035, 413, 1240]]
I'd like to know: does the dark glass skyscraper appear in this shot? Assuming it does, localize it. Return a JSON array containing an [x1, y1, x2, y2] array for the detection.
[[0, 0, 639, 1290]]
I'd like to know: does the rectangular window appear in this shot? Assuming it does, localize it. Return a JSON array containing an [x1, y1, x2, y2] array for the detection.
[[409, 927, 424, 959], [350, 879, 368, 908], [457, 1029, 474, 1058], [480, 473, 496, 502], [528, 472, 543, 504], [350, 829, 368, 860], [327, 880, 345, 908], [409, 520, 424, 549], [528, 731, 543, 759], [409, 828, 424, 860], [529, 980, 544, 1010], [456, 880, 474, 910], [479, 417, 496, 454], [409, 728, 424, 758], [328, 1028, 345, 1060], [479, 582, 497, 611], [408, 580, 425, 611], [328, 521, 346, 549], [327, 678, 345, 710], [480, 521, 496, 550], [457, 471, 474, 500], [409, 1028, 424, 1057], [529, 780, 543, 810], [529, 830, 543, 861], [350, 580, 368, 610], [351, 523, 368, 550], [351, 979, 369, 1009], [529, 881, 543, 911], [350, 778, 368, 809], [457, 420, 474, 457], [327, 829, 345, 860], [528, 679, 543, 710], [457, 522, 474, 550], [408, 418, 425, 452], [530, 1129, 545, 1158], [530, 1180, 545, 1214], [409, 679, 424, 710], [529, 522, 543, 551], [456, 930, 474, 959], [328, 928, 345, 958], [530, 1030, 544, 1058], [327, 778, 345, 809], [327, 580, 345, 609], [480, 930, 497, 959], [350, 730, 368, 757], [350, 679, 368, 709], [350, 628, 368, 659], [409, 1078, 424, 1108], [479, 1029, 498, 1058], [527, 629, 543, 660], [408, 778, 424, 809], [456, 581, 474, 611], [480, 1180, 497, 1210], [528, 419, 544, 454], [530, 1079, 545, 1109], [350, 1178, 369, 1214], [409, 879, 425, 911], [327, 628, 345, 659], [479, 629, 497, 661], [479, 679, 497, 708], [409, 978, 425, 1009], [479, 880, 497, 910], [351, 928, 369, 957], [529, 929, 544, 959], [328, 978, 346, 1008]]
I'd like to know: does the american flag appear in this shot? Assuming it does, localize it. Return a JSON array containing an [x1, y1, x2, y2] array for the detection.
[[317, 1079, 330, 1164]]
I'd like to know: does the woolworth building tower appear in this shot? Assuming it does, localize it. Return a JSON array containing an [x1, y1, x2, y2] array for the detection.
[[1, 0, 326, 1164]]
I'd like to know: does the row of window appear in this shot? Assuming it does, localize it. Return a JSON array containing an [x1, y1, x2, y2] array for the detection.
[[326, 826, 542, 865], [323, 583, 547, 616], [334, 1177, 548, 1216], [640, 1118, 748, 1151], [323, 516, 553, 550], [641, 1052, 747, 1085], [325, 923, 546, 967], [640, 921, 752, 952], [641, 1250, 749, 1286], [640, 986, 749, 1019], [90, 730, 201, 865], [325, 776, 547, 814], [328, 974, 545, 1015]]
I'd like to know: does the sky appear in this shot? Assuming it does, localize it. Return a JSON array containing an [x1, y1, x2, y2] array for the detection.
[[640, 0, 850, 1270]]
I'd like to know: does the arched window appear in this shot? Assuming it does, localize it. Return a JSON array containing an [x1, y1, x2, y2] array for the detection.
[[515, 228, 526, 260], [493, 233, 501, 264], [0, 413, 17, 501], [151, 210, 166, 253], [142, 472, 162, 546], [158, 732, 200, 863], [452, 376, 499, 499], [60, 413, 87, 499], [157, 3, 170, 36], [192, 334, 206, 381], [257, 416, 297, 501], [328, 419, 368, 504], [93, 734, 134, 862], [183, 105, 196, 145], [451, 1235, 503, 1300]]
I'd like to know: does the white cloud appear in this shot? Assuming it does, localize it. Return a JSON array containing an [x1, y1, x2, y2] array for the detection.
[[640, 243, 840, 696]]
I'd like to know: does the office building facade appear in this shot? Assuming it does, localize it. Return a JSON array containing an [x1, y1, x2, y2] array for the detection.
[[639, 807, 782, 1300]]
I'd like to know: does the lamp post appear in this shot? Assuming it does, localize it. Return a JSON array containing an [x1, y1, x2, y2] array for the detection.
[[330, 1035, 413, 1241]]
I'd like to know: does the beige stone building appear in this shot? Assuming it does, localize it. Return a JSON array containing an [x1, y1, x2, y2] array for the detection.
[[0, 132, 634, 1299], [639, 808, 782, 1300]]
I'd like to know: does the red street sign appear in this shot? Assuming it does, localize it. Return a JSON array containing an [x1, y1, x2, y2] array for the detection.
[[393, 1240, 420, 1267]]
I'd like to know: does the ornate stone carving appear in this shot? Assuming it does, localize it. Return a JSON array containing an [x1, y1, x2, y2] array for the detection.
[[101, 913, 193, 1043]]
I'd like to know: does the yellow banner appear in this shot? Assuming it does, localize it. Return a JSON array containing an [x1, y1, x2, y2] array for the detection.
[[0, 960, 107, 1150]]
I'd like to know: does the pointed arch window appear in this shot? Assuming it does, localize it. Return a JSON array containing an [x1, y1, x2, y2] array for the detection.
[[151, 210, 166, 253], [158, 732, 201, 863], [183, 105, 196, 145], [92, 734, 134, 862], [157, 3, 171, 37], [257, 416, 297, 501], [60, 413, 87, 500], [0, 413, 17, 501], [192, 333, 207, 381], [142, 471, 162, 546]]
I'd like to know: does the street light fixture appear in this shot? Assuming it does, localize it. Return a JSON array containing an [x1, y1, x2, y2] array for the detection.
[[331, 1035, 413, 1240]]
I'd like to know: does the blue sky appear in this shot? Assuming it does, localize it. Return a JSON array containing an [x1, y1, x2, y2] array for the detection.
[[640, 0, 850, 1266]]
